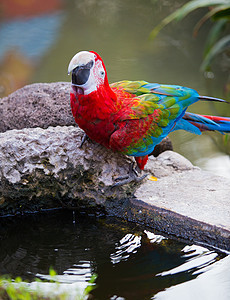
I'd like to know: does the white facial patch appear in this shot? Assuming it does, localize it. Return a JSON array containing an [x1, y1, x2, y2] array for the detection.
[[68, 51, 96, 74], [68, 51, 106, 95]]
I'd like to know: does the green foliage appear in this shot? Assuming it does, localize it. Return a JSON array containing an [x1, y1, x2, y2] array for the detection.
[[201, 34, 230, 71], [224, 133, 230, 145], [83, 274, 97, 297], [49, 267, 58, 283], [150, 0, 230, 72], [0, 276, 38, 300], [0, 270, 97, 300]]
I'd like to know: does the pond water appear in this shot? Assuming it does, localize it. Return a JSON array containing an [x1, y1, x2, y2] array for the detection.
[[0, 211, 229, 300], [0, 0, 229, 177]]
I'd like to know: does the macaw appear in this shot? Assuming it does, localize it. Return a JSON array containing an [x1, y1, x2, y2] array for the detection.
[[68, 51, 230, 185]]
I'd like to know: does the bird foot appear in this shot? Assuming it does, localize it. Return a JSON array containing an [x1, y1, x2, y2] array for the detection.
[[112, 162, 148, 188]]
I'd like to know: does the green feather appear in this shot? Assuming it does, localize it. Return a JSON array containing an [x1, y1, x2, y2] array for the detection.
[[168, 104, 181, 119], [158, 119, 169, 127], [161, 97, 176, 108]]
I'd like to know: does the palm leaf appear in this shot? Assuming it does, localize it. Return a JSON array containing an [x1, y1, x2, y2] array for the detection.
[[193, 5, 230, 37], [212, 7, 230, 20], [201, 34, 230, 71], [203, 19, 228, 56], [150, 0, 229, 39]]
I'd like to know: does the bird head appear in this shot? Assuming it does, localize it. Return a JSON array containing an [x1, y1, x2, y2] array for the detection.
[[68, 51, 108, 95]]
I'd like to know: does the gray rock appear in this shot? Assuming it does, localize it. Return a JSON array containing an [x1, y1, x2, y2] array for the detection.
[[0, 82, 74, 132], [133, 161, 230, 250], [0, 126, 141, 216]]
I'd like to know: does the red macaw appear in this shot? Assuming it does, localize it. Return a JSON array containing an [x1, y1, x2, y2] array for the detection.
[[68, 51, 230, 185]]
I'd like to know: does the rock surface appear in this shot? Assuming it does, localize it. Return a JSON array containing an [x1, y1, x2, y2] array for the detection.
[[0, 82, 74, 132], [0, 125, 229, 250], [0, 126, 136, 215]]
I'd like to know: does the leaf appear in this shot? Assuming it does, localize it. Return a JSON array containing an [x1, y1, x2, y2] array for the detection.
[[203, 19, 228, 56], [88, 273, 97, 284], [193, 5, 230, 37], [83, 274, 97, 296], [224, 134, 230, 145], [170, 0, 230, 20], [150, 0, 230, 39], [15, 277, 22, 283], [49, 267, 57, 281], [212, 7, 230, 20], [201, 34, 230, 71]]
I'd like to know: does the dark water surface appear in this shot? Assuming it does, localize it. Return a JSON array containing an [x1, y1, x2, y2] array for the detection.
[[0, 211, 229, 300]]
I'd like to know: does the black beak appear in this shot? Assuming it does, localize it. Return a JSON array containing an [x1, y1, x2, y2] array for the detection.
[[72, 60, 93, 86]]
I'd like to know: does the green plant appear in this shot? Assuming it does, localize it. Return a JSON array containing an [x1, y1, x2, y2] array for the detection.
[[0, 269, 97, 300], [150, 0, 230, 72]]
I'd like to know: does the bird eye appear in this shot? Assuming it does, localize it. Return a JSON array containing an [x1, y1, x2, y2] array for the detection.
[[100, 71, 105, 77]]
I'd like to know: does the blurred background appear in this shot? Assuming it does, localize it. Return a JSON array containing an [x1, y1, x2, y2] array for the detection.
[[0, 0, 229, 177]]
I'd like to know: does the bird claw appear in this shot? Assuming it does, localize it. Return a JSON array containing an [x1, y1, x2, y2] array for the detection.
[[112, 162, 148, 188], [79, 133, 89, 148]]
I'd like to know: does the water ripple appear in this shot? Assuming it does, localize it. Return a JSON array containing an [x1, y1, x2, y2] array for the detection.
[[110, 233, 142, 264], [156, 244, 218, 277], [36, 260, 92, 283]]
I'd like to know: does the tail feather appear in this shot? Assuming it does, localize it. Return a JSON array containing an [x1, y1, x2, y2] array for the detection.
[[183, 112, 230, 133]]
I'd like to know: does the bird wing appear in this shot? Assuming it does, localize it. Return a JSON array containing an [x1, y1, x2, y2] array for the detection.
[[109, 80, 199, 156]]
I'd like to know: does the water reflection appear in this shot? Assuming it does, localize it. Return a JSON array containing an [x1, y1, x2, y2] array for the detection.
[[153, 255, 230, 300], [156, 245, 218, 277], [0, 211, 228, 300], [37, 260, 92, 283], [111, 233, 142, 264], [144, 230, 167, 244]]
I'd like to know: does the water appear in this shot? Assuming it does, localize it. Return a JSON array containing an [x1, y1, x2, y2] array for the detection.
[[0, 0, 229, 177], [0, 211, 229, 300]]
